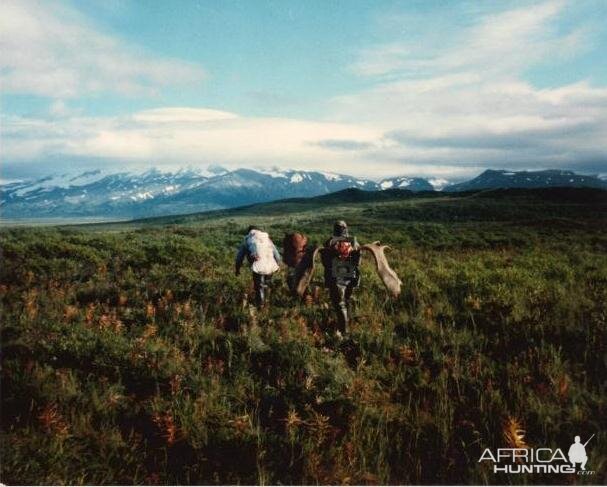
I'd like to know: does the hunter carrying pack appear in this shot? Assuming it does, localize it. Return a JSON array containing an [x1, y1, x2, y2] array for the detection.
[[246, 230, 279, 275]]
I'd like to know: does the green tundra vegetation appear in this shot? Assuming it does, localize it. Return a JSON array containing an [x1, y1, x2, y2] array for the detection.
[[1, 188, 606, 485]]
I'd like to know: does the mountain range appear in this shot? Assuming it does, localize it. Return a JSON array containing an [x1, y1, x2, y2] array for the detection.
[[1, 167, 605, 221]]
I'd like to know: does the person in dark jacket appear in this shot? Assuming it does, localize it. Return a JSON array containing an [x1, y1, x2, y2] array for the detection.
[[320, 220, 361, 334], [235, 226, 282, 307]]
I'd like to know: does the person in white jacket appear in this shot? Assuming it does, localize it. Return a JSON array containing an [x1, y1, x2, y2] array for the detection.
[[235, 226, 282, 307]]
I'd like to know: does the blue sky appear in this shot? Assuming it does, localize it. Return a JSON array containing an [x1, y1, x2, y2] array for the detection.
[[1, 0, 606, 180]]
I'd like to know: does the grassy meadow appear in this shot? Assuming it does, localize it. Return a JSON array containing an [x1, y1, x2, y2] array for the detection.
[[1, 188, 606, 485]]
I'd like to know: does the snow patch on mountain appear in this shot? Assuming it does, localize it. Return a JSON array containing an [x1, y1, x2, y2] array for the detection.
[[12, 170, 109, 196], [428, 178, 449, 190], [131, 192, 154, 201], [64, 194, 87, 204], [320, 172, 342, 181], [256, 167, 289, 178]]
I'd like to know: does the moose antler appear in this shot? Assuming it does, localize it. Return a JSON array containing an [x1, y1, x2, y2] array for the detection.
[[294, 246, 320, 297], [361, 241, 402, 297]]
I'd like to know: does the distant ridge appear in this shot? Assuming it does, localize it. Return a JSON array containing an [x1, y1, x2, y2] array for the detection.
[[287, 187, 431, 204], [251, 186, 607, 208], [443, 169, 607, 192], [103, 186, 606, 229]]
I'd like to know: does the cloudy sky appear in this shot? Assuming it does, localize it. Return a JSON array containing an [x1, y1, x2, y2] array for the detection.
[[1, 0, 606, 180]]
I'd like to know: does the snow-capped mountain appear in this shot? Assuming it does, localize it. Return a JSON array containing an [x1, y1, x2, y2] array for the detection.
[[0, 167, 393, 220], [443, 169, 607, 192], [2, 166, 602, 221], [0, 168, 212, 219]]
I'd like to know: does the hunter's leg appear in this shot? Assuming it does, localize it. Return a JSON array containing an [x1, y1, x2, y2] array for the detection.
[[330, 284, 348, 334], [286, 268, 296, 295], [259, 274, 268, 307], [253, 272, 264, 307], [345, 282, 355, 316], [263, 274, 272, 306]]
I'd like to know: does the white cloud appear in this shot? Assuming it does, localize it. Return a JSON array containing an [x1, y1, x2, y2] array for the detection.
[[350, 1, 582, 79], [132, 108, 239, 124], [0, 0, 205, 98], [1, 108, 385, 176]]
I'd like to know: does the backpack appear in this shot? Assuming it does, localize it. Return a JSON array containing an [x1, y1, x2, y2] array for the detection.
[[324, 237, 359, 281], [246, 230, 279, 275], [334, 240, 353, 260], [283, 232, 308, 268]]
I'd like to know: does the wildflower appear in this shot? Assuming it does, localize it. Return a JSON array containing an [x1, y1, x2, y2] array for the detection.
[[399, 346, 418, 366], [63, 304, 79, 322], [229, 414, 251, 435], [503, 417, 528, 451], [38, 404, 69, 437], [152, 411, 179, 446], [145, 302, 156, 319]]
